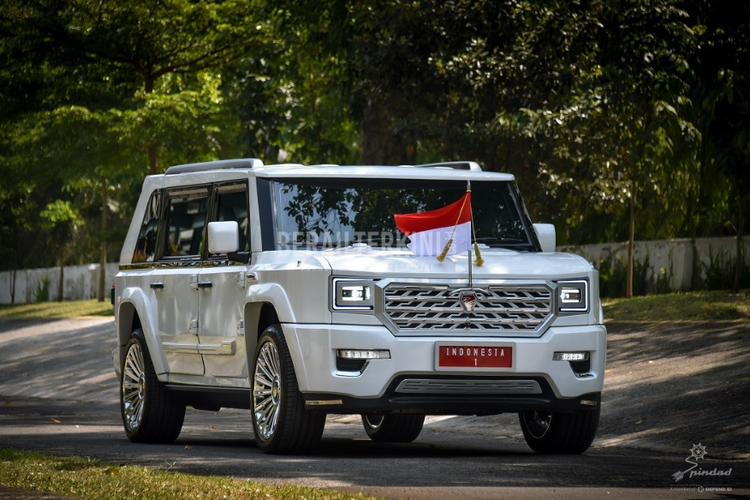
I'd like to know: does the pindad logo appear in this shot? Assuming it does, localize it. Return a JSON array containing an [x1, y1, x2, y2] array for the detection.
[[672, 443, 733, 483]]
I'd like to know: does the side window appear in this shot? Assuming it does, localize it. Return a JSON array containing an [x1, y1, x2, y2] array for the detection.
[[213, 184, 250, 255], [164, 187, 209, 258], [132, 191, 161, 263]]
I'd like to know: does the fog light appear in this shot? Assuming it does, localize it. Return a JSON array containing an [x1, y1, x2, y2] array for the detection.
[[337, 349, 391, 360], [553, 351, 589, 362]]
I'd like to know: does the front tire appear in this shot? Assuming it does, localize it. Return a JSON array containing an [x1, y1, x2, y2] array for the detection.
[[251, 324, 325, 454], [361, 414, 425, 443], [519, 407, 600, 454], [120, 330, 185, 443]]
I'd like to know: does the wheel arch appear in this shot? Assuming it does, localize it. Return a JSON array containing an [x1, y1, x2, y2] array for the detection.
[[243, 301, 279, 382], [116, 290, 166, 376]]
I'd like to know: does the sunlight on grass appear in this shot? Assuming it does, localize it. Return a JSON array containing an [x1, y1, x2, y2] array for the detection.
[[603, 290, 749, 322], [0, 299, 114, 320], [0, 449, 376, 500]]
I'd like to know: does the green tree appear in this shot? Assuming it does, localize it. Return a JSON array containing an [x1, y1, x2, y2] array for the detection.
[[595, 0, 700, 297], [692, 1, 750, 293], [48, 0, 256, 173], [39, 200, 83, 301], [1, 0, 253, 287], [228, 4, 359, 165]]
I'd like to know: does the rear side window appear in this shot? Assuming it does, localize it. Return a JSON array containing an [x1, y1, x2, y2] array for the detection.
[[132, 191, 161, 263], [164, 187, 209, 258]]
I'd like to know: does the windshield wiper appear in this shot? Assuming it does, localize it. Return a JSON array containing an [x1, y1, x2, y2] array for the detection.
[[475, 237, 527, 246], [352, 234, 404, 248], [314, 240, 352, 249]]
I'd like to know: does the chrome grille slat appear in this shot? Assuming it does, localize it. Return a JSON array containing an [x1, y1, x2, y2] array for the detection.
[[395, 379, 543, 395], [383, 284, 552, 333]]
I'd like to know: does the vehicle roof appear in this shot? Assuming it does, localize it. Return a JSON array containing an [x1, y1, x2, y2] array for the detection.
[[253, 164, 516, 182], [153, 159, 516, 183]]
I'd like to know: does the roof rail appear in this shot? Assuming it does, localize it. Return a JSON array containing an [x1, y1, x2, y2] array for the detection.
[[414, 161, 482, 171], [164, 158, 264, 175]]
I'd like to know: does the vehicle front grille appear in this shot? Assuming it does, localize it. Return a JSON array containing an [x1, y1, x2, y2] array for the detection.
[[383, 284, 552, 334]]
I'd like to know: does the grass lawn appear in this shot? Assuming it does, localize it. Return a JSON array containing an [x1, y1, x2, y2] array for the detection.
[[603, 289, 749, 322], [0, 299, 114, 320], [0, 448, 375, 500]]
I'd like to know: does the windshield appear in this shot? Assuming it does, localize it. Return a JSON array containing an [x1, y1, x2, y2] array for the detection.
[[271, 178, 537, 251]]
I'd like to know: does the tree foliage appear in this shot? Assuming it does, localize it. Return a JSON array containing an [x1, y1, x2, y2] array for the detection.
[[0, 0, 748, 287]]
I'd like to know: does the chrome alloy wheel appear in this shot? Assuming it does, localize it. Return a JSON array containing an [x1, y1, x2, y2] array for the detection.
[[253, 340, 282, 441], [121, 341, 147, 433], [524, 411, 553, 439]]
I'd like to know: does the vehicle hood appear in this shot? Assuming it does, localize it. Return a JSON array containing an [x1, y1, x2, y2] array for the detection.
[[316, 246, 594, 281]]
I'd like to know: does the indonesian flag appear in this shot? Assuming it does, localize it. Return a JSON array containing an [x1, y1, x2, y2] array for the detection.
[[394, 192, 472, 257]]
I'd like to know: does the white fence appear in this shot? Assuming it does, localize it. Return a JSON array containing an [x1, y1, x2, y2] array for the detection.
[[1, 235, 748, 304], [0, 263, 120, 304], [560, 236, 749, 294]]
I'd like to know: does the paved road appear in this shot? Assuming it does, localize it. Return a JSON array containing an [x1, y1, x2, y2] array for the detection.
[[0, 317, 748, 499]]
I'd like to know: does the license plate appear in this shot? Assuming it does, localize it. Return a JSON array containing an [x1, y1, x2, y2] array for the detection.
[[437, 345, 513, 368]]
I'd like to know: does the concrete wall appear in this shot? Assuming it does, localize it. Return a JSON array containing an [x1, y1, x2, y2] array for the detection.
[[0, 263, 120, 304], [560, 236, 750, 294]]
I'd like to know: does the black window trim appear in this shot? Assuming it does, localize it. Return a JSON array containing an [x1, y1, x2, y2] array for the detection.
[[205, 180, 251, 261]]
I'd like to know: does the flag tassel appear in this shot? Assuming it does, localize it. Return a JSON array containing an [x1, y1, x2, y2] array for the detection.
[[437, 238, 453, 262], [473, 241, 484, 266]]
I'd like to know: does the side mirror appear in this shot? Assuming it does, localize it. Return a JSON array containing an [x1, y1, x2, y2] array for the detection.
[[533, 223, 556, 253], [207, 221, 239, 255]]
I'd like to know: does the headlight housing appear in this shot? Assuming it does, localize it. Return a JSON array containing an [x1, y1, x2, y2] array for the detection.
[[332, 278, 375, 310], [556, 280, 588, 313]]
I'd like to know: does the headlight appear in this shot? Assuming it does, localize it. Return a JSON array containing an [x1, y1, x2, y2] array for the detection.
[[557, 280, 588, 313], [332, 278, 375, 310]]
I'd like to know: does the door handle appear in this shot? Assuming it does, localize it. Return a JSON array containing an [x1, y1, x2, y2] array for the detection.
[[197, 281, 213, 289], [150, 282, 164, 290]]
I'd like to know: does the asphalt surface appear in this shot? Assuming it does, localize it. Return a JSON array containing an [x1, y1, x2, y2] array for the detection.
[[0, 316, 748, 499]]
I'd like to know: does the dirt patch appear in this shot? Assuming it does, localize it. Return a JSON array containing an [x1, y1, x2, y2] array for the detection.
[[598, 320, 750, 459]]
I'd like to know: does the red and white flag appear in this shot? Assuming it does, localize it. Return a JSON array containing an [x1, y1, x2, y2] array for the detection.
[[394, 192, 472, 257]]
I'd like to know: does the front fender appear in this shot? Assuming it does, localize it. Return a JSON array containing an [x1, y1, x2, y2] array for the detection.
[[245, 283, 297, 323], [117, 286, 167, 377]]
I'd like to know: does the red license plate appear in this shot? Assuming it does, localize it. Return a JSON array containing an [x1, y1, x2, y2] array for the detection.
[[438, 345, 512, 368]]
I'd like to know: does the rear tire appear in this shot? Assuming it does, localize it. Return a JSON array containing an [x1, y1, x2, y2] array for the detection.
[[361, 414, 425, 443], [251, 324, 325, 454], [519, 407, 599, 454], [120, 329, 185, 443]]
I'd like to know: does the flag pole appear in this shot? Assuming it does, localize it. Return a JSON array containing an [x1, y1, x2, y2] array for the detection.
[[468, 180, 484, 267]]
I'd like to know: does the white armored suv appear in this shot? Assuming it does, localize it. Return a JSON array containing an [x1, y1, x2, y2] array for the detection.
[[112, 158, 606, 454]]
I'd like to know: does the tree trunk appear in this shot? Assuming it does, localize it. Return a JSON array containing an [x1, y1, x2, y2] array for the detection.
[[98, 181, 108, 301], [147, 144, 159, 174], [733, 179, 745, 294], [626, 177, 637, 299], [143, 73, 160, 174], [10, 269, 16, 305], [58, 261, 64, 302], [362, 97, 407, 165]]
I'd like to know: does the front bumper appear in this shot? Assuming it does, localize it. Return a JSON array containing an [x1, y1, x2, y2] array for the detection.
[[282, 322, 606, 414]]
